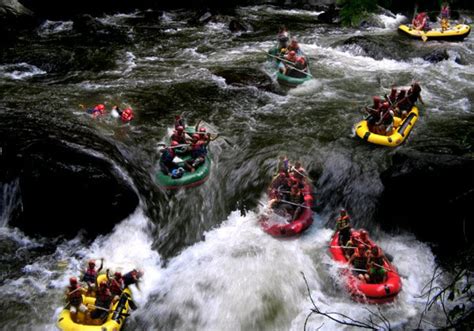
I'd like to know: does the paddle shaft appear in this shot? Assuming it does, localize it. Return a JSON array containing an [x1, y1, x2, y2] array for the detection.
[[279, 199, 311, 209], [267, 52, 313, 78]]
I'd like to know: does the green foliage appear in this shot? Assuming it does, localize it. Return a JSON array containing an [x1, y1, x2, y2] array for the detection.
[[337, 0, 378, 26]]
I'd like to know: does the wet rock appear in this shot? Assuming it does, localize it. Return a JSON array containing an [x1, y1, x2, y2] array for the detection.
[[317, 4, 339, 24], [213, 67, 276, 92], [422, 49, 449, 63], [0, 0, 36, 41], [379, 149, 474, 256], [229, 19, 251, 33], [339, 35, 399, 60], [72, 14, 107, 34], [0, 112, 139, 239]]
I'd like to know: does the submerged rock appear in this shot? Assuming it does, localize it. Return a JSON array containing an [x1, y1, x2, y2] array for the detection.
[[213, 67, 276, 92], [422, 49, 449, 63]]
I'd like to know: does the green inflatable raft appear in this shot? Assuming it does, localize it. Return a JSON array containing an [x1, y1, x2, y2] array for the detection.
[[268, 47, 313, 87], [155, 127, 211, 190]]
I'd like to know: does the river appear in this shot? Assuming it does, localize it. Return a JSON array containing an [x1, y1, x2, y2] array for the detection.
[[0, 5, 472, 330]]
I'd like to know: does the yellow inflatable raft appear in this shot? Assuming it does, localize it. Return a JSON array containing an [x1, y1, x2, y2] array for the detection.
[[57, 274, 133, 331], [355, 107, 419, 147], [398, 24, 471, 41]]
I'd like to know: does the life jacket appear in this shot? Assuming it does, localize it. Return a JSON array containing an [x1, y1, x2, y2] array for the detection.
[[371, 255, 384, 267], [413, 14, 425, 29], [171, 132, 186, 144], [68, 285, 83, 306], [161, 148, 175, 163], [292, 167, 305, 180], [175, 118, 185, 129], [82, 268, 97, 283], [123, 271, 137, 287], [337, 215, 350, 230], [121, 109, 133, 122], [191, 142, 207, 158], [441, 7, 449, 19], [110, 278, 123, 295], [95, 288, 112, 307], [352, 250, 368, 269], [289, 192, 303, 204]]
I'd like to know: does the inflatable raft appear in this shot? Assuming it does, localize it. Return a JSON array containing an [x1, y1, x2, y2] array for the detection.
[[398, 24, 471, 41], [329, 231, 402, 304], [57, 274, 133, 331], [155, 126, 211, 190], [260, 181, 314, 237], [355, 106, 419, 147], [268, 47, 313, 87]]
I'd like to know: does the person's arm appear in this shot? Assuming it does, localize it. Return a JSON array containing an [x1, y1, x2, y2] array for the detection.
[[418, 94, 425, 105], [97, 258, 104, 273]]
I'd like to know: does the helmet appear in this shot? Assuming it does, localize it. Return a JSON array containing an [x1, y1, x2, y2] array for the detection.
[[192, 134, 200, 140], [296, 57, 305, 64], [382, 102, 389, 108], [177, 126, 184, 132], [97, 104, 105, 111], [69, 277, 78, 285], [175, 115, 181, 119], [88, 259, 96, 267], [358, 244, 365, 250], [199, 127, 206, 132], [171, 141, 179, 147], [114, 272, 122, 278], [373, 96, 381, 103], [289, 51, 296, 57], [360, 229, 368, 238], [124, 108, 132, 114], [340, 208, 347, 215]]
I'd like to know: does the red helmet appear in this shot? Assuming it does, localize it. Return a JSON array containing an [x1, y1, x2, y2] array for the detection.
[[88, 259, 96, 267], [114, 272, 122, 278], [199, 127, 207, 132], [296, 57, 305, 64], [124, 108, 132, 114], [97, 104, 105, 111], [382, 102, 389, 108], [175, 115, 181, 119], [358, 244, 365, 250], [177, 126, 184, 132], [373, 96, 381, 104], [360, 229, 368, 238], [192, 134, 200, 140], [170, 141, 179, 147], [289, 51, 296, 57], [69, 277, 78, 285]]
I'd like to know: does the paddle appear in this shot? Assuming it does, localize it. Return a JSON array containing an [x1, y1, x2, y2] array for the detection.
[[157, 143, 190, 149], [89, 304, 130, 317], [322, 263, 367, 273], [279, 199, 311, 209], [266, 52, 313, 78]]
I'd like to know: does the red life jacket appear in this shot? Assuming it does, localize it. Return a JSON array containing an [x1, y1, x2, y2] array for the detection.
[[121, 109, 133, 122], [83, 268, 97, 283], [110, 278, 123, 295], [68, 285, 83, 306]]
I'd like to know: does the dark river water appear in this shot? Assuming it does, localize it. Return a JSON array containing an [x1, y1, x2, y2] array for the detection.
[[0, 5, 473, 330]]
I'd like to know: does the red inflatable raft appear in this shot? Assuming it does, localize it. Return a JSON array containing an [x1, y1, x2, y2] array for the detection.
[[329, 231, 402, 304], [260, 182, 314, 237]]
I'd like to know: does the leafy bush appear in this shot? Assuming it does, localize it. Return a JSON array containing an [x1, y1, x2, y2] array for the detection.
[[337, 0, 379, 26]]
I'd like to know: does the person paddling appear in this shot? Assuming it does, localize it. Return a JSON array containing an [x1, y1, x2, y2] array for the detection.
[[65, 277, 88, 322], [335, 208, 352, 246], [82, 258, 104, 293]]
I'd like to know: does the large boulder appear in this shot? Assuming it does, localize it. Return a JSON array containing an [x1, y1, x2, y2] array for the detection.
[[378, 149, 473, 256], [0, 112, 140, 238]]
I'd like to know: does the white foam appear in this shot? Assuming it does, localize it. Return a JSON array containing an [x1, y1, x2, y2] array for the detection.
[[0, 63, 46, 80], [38, 20, 73, 36]]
